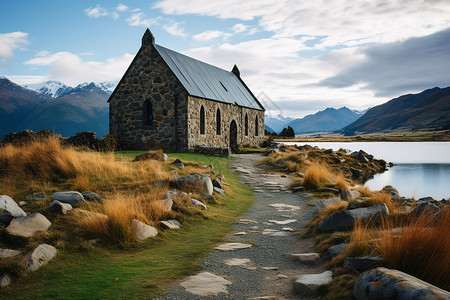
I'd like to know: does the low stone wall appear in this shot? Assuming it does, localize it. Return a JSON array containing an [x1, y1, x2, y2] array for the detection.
[[0, 130, 56, 146], [193, 145, 230, 157]]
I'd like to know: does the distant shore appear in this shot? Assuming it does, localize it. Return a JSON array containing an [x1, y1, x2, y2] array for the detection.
[[271, 130, 450, 143]]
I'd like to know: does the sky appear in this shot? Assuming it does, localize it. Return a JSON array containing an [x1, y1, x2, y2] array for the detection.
[[1, 0, 450, 118]]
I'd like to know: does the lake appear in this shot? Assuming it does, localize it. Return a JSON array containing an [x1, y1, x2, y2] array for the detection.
[[283, 141, 450, 200]]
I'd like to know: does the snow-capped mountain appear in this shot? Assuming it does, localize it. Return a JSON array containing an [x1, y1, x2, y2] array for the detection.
[[24, 81, 72, 98], [24, 80, 118, 98]]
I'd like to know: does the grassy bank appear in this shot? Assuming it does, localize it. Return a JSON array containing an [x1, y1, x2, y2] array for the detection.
[[0, 141, 254, 299]]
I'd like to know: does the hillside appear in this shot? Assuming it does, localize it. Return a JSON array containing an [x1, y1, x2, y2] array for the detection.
[[265, 114, 294, 133], [287, 107, 362, 134], [19, 83, 110, 137], [341, 87, 450, 135], [0, 77, 50, 138]]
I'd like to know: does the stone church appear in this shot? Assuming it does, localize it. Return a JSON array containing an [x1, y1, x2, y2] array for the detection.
[[108, 29, 265, 154]]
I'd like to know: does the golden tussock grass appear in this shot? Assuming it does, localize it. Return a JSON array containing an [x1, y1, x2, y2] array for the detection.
[[363, 192, 397, 212], [302, 162, 334, 190], [334, 173, 350, 191], [356, 185, 375, 197], [379, 207, 450, 289]]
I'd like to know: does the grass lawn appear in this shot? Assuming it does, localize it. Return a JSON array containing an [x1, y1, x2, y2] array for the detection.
[[1, 152, 254, 299]]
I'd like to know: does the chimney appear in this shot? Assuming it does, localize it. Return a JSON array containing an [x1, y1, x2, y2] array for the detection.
[[142, 28, 155, 46], [231, 64, 240, 77]]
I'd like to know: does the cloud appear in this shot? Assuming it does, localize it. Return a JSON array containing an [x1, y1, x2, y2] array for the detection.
[[116, 3, 128, 12], [193, 30, 231, 41], [126, 13, 157, 27], [163, 22, 187, 37], [112, 12, 119, 20], [84, 4, 108, 18], [232, 24, 248, 33], [320, 28, 450, 97], [155, 0, 450, 47], [24, 51, 134, 86], [0, 32, 28, 62]]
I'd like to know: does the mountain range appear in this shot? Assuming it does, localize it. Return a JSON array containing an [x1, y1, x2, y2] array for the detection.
[[266, 107, 365, 134], [0, 77, 114, 139], [341, 87, 450, 135]]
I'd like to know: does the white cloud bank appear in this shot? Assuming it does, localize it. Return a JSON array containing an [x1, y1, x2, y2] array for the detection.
[[24, 51, 134, 86], [0, 32, 29, 62], [163, 22, 187, 37], [126, 13, 157, 27], [84, 4, 108, 18]]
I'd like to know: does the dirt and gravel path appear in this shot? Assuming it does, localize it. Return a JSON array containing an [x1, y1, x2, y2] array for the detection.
[[157, 154, 325, 299]]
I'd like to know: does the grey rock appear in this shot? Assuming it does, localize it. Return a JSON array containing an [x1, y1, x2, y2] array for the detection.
[[0, 248, 22, 259], [0, 195, 27, 225], [319, 204, 389, 232], [351, 151, 369, 163], [19, 201, 27, 206], [48, 200, 72, 215], [162, 189, 188, 211], [297, 152, 308, 158], [343, 256, 385, 272], [414, 200, 442, 217], [162, 153, 168, 162], [81, 191, 102, 203], [22, 244, 57, 272], [170, 173, 214, 195], [294, 270, 333, 296], [327, 243, 347, 258], [171, 169, 178, 176], [315, 198, 341, 210], [160, 219, 181, 229], [25, 192, 45, 202], [291, 253, 320, 264], [320, 188, 340, 195], [6, 213, 52, 238], [213, 187, 226, 196], [324, 149, 333, 154], [191, 198, 208, 210], [276, 158, 286, 165], [418, 196, 434, 202], [131, 219, 158, 240], [353, 267, 450, 300], [381, 186, 401, 201], [212, 179, 223, 189], [0, 273, 12, 287], [340, 190, 361, 201], [51, 191, 86, 205], [171, 158, 184, 169], [179, 272, 231, 296]]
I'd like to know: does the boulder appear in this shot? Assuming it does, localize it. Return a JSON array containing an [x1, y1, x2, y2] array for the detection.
[[131, 219, 158, 240], [171, 158, 185, 169], [315, 198, 341, 210], [25, 192, 45, 202], [291, 186, 305, 193], [414, 200, 442, 217], [294, 270, 333, 296], [160, 220, 181, 229], [162, 189, 188, 211], [381, 186, 401, 201], [353, 267, 450, 300], [71, 208, 108, 221], [297, 152, 308, 158], [320, 188, 340, 195], [191, 198, 208, 210], [319, 204, 389, 232], [22, 244, 57, 272], [0, 195, 27, 225], [212, 179, 223, 189], [0, 249, 22, 259], [0, 273, 12, 287], [162, 153, 168, 162], [351, 151, 369, 163], [343, 256, 385, 272], [198, 193, 214, 202], [169, 173, 213, 195], [213, 187, 226, 196], [327, 243, 347, 258], [81, 191, 102, 203], [291, 253, 320, 264], [6, 213, 51, 238], [50, 191, 85, 205], [48, 200, 72, 215], [324, 149, 333, 154], [340, 190, 361, 201]]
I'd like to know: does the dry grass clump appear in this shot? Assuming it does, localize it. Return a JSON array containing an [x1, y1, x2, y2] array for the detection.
[[302, 163, 335, 190], [380, 207, 450, 289], [133, 149, 165, 162], [334, 173, 350, 191], [363, 192, 396, 212], [356, 185, 374, 197]]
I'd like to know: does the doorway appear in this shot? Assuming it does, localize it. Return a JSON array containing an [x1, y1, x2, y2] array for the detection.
[[229, 120, 238, 153]]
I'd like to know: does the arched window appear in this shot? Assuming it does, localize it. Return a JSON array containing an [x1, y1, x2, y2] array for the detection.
[[244, 113, 248, 136], [255, 116, 259, 136], [216, 108, 221, 135], [200, 105, 205, 135], [143, 100, 153, 126]]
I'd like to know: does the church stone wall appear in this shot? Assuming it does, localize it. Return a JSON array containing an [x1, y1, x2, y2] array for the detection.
[[109, 39, 188, 150], [187, 96, 265, 150]]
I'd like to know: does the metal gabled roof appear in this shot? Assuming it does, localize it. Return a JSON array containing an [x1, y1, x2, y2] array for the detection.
[[154, 44, 264, 111]]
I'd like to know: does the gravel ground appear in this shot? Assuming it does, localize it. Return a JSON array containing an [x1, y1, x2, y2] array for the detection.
[[157, 154, 324, 300]]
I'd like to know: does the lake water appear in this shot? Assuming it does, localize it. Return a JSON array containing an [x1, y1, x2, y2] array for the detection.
[[283, 141, 450, 200]]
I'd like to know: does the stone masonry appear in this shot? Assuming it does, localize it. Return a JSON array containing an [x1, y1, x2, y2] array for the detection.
[[109, 29, 264, 152]]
